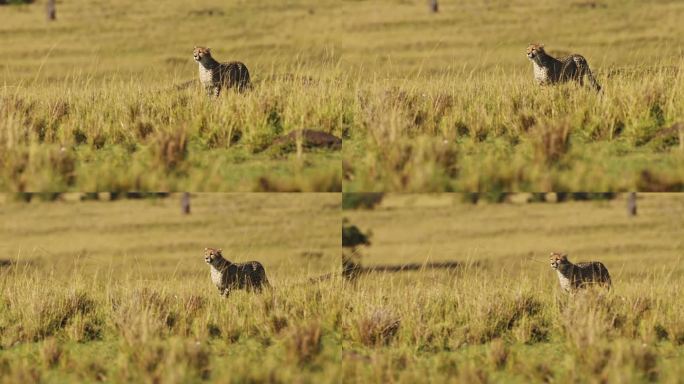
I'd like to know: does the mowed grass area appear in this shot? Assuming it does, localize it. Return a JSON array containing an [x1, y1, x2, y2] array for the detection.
[[0, 193, 342, 382], [342, 193, 684, 382], [341, 0, 684, 191], [0, 0, 345, 191]]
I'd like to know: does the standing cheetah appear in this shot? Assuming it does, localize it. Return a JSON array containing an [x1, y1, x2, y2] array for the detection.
[[204, 247, 270, 296], [193, 46, 251, 97], [526, 43, 601, 91], [550, 252, 611, 292]]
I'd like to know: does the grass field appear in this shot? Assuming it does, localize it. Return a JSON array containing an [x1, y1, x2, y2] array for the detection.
[[0, 193, 342, 382], [0, 0, 345, 192], [2, 0, 683, 191], [342, 193, 684, 382], [340, 0, 684, 191]]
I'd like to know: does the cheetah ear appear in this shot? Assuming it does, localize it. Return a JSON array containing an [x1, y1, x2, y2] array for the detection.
[[204, 247, 208, 251], [217, 248, 222, 253], [560, 254, 567, 260]]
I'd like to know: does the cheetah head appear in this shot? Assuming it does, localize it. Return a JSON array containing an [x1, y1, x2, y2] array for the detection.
[[204, 247, 222, 265], [549, 252, 570, 272], [526, 43, 545, 61], [193, 46, 212, 63]]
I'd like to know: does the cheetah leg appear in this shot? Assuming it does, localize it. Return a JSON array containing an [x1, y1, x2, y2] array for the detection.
[[574, 57, 601, 92], [586, 69, 601, 92]]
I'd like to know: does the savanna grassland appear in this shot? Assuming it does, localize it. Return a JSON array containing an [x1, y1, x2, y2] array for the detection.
[[342, 193, 684, 382], [0, 193, 342, 383], [3, 0, 683, 193], [0, 0, 346, 192], [341, 0, 684, 191]]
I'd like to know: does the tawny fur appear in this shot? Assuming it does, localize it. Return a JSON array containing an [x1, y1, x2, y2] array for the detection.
[[204, 247, 270, 296], [526, 43, 601, 91], [193, 46, 250, 97], [550, 252, 611, 292]]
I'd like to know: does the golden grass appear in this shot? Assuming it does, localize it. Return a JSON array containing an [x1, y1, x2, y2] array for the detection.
[[2, 0, 684, 191], [342, 193, 684, 382], [0, 193, 342, 383]]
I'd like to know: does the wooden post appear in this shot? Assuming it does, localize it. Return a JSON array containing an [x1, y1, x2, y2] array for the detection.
[[181, 192, 191, 215], [627, 192, 637, 217], [46, 0, 56, 21], [429, 0, 439, 13]]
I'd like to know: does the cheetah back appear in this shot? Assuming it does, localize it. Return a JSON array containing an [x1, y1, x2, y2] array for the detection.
[[224, 261, 269, 291]]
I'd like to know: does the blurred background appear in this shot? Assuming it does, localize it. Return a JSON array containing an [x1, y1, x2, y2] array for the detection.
[[2, 0, 682, 83], [0, 193, 340, 281], [343, 192, 684, 279]]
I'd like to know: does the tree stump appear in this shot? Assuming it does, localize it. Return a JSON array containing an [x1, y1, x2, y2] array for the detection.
[[181, 192, 191, 215], [627, 192, 637, 217], [46, 0, 56, 21]]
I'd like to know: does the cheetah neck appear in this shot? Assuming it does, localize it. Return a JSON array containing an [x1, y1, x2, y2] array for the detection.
[[535, 52, 557, 68], [199, 56, 221, 71], [555, 262, 576, 279], [210, 256, 232, 271]]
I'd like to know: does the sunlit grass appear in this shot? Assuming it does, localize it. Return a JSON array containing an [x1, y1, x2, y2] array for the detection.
[[342, 193, 684, 382], [0, 193, 342, 382]]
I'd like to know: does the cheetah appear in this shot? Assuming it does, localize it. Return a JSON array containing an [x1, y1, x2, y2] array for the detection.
[[526, 43, 601, 91], [204, 247, 270, 296], [550, 252, 611, 292], [193, 46, 251, 97]]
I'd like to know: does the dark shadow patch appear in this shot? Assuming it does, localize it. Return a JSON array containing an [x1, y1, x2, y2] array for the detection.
[[187, 8, 224, 17], [571, 1, 607, 9], [270, 129, 342, 152]]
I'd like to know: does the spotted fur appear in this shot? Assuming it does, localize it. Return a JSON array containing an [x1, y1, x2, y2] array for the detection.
[[204, 247, 270, 296], [193, 46, 251, 97], [550, 252, 611, 292], [526, 43, 601, 91]]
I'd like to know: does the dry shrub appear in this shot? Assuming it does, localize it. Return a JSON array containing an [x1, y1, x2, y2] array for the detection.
[[613, 343, 658, 382], [0, 361, 42, 384], [112, 288, 176, 345], [166, 340, 211, 382], [66, 312, 102, 343], [468, 293, 542, 343], [560, 291, 619, 350], [637, 170, 684, 192], [183, 294, 206, 314], [40, 337, 62, 369], [270, 314, 289, 334], [153, 127, 187, 171], [357, 308, 400, 347], [134, 121, 155, 140], [48, 146, 77, 186], [286, 321, 322, 365], [74, 360, 108, 382], [487, 338, 509, 370], [532, 120, 570, 165], [15, 290, 96, 343], [457, 362, 490, 384], [375, 136, 458, 190], [119, 339, 210, 382]]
